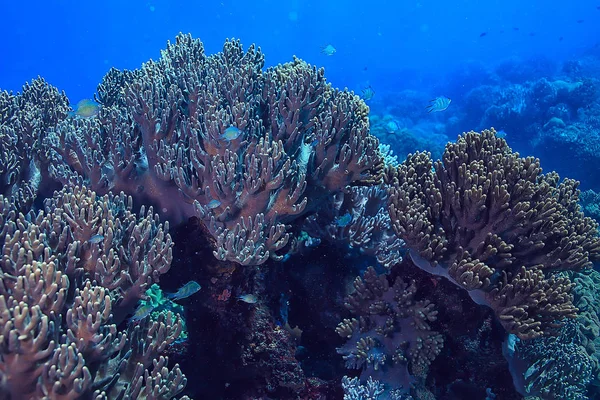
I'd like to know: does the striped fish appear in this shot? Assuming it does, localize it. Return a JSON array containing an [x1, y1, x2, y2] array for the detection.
[[426, 96, 451, 113]]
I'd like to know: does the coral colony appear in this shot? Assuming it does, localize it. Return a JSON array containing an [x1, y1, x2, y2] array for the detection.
[[1, 34, 599, 399]]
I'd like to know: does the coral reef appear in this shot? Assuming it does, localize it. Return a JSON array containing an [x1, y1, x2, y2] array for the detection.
[[303, 184, 404, 268], [0, 78, 70, 209], [580, 190, 600, 225], [461, 72, 600, 191], [43, 33, 383, 266], [0, 186, 186, 399], [505, 268, 600, 399], [5, 31, 600, 400], [336, 267, 443, 394], [387, 128, 600, 339]]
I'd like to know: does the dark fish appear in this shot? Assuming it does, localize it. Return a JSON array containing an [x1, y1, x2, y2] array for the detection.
[[559, 37, 564, 41], [479, 32, 487, 37], [529, 32, 536, 36], [363, 66, 368, 71], [513, 27, 519, 31], [577, 19, 584, 23]]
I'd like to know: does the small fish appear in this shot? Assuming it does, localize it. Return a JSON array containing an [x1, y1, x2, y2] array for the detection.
[[238, 294, 258, 304], [479, 32, 487, 37], [529, 32, 536, 37], [207, 199, 221, 209], [321, 44, 336, 56], [577, 19, 584, 23], [167, 281, 201, 301], [426, 96, 451, 113], [361, 86, 375, 101], [221, 126, 242, 141], [335, 212, 353, 227], [70, 99, 100, 118], [513, 27, 519, 31], [385, 120, 401, 134], [559, 37, 564, 42], [131, 304, 154, 321], [88, 234, 104, 244], [496, 130, 507, 139]]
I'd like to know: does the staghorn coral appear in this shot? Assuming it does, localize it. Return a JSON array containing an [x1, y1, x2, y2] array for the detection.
[[336, 267, 443, 394], [387, 128, 600, 339], [0, 186, 187, 399], [43, 33, 383, 266]]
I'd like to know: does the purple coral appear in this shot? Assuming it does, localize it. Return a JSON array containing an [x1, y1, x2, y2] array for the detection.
[[44, 34, 383, 266], [336, 267, 443, 394], [0, 186, 186, 399]]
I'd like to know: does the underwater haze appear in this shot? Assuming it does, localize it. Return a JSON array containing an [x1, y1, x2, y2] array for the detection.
[[2, 0, 600, 399]]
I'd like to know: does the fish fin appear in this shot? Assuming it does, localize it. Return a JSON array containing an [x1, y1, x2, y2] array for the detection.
[[166, 292, 178, 300]]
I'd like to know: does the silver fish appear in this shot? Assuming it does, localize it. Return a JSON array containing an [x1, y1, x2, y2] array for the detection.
[[221, 126, 242, 141], [207, 199, 222, 209], [361, 86, 375, 100], [238, 294, 258, 304], [167, 281, 201, 301], [131, 304, 154, 321], [426, 96, 451, 113], [321, 44, 336, 56], [88, 234, 104, 244]]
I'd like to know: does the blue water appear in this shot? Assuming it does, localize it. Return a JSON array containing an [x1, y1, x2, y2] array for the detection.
[[2, 0, 598, 101]]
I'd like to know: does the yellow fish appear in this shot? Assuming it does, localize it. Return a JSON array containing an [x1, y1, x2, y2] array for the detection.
[[71, 99, 100, 118]]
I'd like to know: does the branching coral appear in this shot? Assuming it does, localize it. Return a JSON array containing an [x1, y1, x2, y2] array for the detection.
[[507, 268, 600, 399], [0, 186, 187, 399], [386, 128, 600, 339], [303, 185, 404, 268], [336, 267, 443, 393], [43, 33, 383, 265], [0, 78, 70, 209]]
